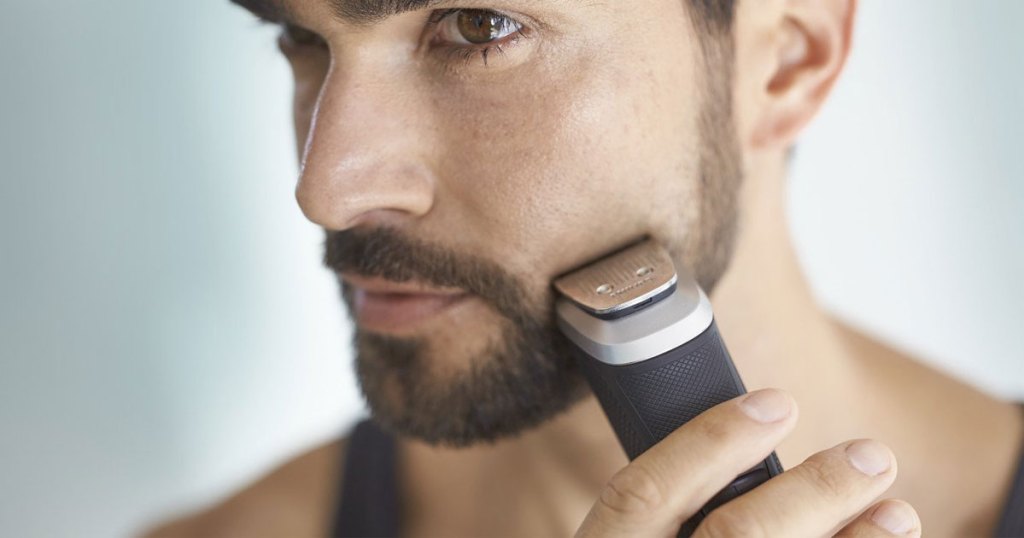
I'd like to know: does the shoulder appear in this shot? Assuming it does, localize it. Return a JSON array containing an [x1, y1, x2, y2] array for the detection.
[[834, 322, 1024, 534], [142, 436, 348, 538]]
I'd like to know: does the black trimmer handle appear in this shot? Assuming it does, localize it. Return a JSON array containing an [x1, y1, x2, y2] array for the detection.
[[575, 320, 784, 537]]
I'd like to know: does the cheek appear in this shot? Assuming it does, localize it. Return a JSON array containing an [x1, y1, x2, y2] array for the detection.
[[434, 40, 704, 286]]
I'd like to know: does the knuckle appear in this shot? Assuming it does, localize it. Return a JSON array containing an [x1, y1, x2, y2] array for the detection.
[[799, 451, 851, 499], [598, 464, 667, 518], [692, 412, 736, 445], [698, 508, 768, 538]]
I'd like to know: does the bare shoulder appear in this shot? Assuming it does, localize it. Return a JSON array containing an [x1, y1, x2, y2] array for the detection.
[[835, 320, 1024, 534], [142, 436, 348, 538]]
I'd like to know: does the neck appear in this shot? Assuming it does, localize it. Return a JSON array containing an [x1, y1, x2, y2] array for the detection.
[[710, 153, 873, 460], [398, 156, 1024, 536]]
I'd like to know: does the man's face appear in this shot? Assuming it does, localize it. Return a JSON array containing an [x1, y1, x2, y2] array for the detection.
[[237, 0, 744, 446]]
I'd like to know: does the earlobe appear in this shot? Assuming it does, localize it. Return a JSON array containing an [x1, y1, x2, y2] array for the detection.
[[750, 0, 857, 149]]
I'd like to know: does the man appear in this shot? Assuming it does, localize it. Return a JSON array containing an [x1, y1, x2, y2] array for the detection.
[[147, 0, 1024, 536]]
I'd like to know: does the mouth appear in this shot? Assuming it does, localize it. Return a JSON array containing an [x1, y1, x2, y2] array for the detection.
[[341, 274, 472, 334]]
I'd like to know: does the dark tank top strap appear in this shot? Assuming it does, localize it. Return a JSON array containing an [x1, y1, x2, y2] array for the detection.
[[993, 402, 1024, 537], [331, 418, 401, 537]]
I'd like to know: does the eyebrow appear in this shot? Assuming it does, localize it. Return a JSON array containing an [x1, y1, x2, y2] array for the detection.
[[230, 0, 292, 22], [230, 0, 450, 26]]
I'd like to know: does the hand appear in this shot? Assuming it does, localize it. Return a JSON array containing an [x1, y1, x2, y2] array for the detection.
[[575, 388, 921, 537]]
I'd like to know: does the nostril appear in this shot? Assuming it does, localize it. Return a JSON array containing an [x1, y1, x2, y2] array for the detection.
[[343, 208, 422, 231], [294, 167, 436, 232]]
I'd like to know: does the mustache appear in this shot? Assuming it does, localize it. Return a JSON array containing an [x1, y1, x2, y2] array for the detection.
[[321, 227, 538, 328]]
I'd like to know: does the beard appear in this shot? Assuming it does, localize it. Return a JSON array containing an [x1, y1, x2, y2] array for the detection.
[[324, 227, 590, 447], [320, 54, 742, 448]]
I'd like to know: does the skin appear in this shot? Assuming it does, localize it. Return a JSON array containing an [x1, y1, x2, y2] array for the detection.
[[144, 0, 1024, 536]]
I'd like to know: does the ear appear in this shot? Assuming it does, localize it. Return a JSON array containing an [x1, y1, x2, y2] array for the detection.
[[746, 0, 857, 149]]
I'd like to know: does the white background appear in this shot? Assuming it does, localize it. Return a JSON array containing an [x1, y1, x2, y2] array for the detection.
[[0, 1, 1021, 536]]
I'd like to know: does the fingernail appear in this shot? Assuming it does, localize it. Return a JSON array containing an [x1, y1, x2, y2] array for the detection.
[[871, 501, 916, 535], [739, 389, 791, 423], [846, 439, 892, 476]]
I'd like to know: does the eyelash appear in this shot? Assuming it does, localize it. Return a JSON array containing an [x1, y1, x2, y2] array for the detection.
[[426, 9, 528, 67], [272, 8, 529, 68]]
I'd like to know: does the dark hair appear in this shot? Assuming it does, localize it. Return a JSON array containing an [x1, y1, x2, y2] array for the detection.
[[687, 0, 738, 33]]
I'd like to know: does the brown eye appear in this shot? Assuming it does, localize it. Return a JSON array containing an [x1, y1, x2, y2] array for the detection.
[[437, 9, 522, 46], [458, 10, 503, 44]]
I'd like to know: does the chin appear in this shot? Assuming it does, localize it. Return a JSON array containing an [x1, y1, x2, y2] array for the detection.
[[350, 316, 592, 448]]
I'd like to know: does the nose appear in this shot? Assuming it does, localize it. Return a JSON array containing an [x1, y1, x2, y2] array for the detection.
[[295, 62, 436, 231]]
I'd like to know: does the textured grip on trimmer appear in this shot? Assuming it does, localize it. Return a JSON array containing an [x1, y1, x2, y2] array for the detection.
[[576, 321, 784, 536]]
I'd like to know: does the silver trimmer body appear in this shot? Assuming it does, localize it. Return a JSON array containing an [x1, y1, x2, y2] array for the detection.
[[554, 239, 784, 537]]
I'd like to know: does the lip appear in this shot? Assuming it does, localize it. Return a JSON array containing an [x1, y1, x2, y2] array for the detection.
[[341, 274, 471, 333]]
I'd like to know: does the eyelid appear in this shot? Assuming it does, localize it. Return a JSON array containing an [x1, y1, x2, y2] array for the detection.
[[428, 7, 540, 33], [427, 7, 461, 25]]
